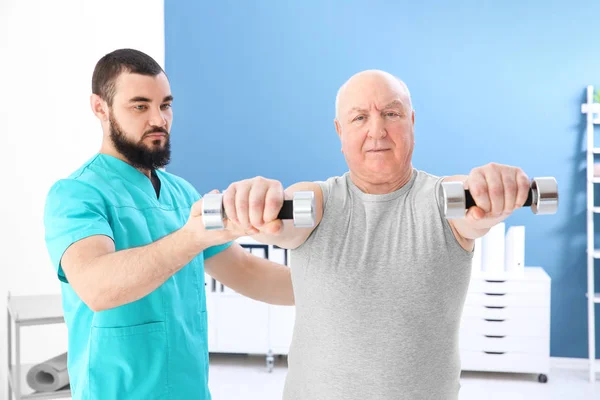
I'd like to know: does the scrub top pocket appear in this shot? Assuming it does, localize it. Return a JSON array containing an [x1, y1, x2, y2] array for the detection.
[[89, 321, 169, 400]]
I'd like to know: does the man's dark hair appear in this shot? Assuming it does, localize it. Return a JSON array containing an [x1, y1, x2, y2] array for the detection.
[[92, 48, 165, 106]]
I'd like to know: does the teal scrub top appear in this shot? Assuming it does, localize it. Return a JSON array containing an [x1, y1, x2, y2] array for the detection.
[[43, 153, 231, 400]]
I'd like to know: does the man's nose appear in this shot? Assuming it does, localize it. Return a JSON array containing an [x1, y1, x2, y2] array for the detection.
[[368, 117, 386, 139], [149, 107, 167, 128]]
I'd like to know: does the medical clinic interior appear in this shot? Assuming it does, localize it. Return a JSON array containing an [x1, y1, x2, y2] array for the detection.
[[1, 1, 600, 399]]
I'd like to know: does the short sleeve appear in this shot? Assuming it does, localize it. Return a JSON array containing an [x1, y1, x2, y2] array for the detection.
[[203, 241, 234, 260], [433, 176, 474, 257], [43, 179, 115, 283], [434, 176, 446, 217], [317, 180, 330, 212]]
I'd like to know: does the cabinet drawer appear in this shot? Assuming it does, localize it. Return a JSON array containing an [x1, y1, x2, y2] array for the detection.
[[459, 334, 549, 355], [462, 305, 549, 320], [465, 292, 549, 308], [460, 316, 549, 337], [467, 279, 549, 295], [460, 350, 550, 374]]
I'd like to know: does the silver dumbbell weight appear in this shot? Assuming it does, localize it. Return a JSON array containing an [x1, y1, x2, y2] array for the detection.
[[441, 176, 559, 219], [202, 191, 316, 230]]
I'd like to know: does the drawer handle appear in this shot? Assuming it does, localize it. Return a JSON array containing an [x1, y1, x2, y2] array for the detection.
[[484, 351, 505, 355], [484, 318, 505, 322], [484, 293, 506, 296], [484, 306, 505, 309], [485, 280, 506, 283], [484, 335, 506, 339]]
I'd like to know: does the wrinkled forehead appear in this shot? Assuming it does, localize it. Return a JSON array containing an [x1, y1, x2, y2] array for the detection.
[[338, 73, 411, 114]]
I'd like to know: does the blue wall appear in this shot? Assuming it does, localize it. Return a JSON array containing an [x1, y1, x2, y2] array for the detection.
[[165, 1, 600, 358]]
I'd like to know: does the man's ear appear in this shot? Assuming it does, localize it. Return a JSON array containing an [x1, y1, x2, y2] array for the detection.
[[334, 118, 342, 139], [90, 94, 109, 122], [334, 119, 344, 152]]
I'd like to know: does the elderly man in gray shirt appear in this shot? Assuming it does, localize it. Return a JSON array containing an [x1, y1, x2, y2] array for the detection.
[[219, 69, 533, 399]]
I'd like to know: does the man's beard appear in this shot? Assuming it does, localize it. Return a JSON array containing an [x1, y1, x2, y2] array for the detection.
[[109, 114, 171, 170]]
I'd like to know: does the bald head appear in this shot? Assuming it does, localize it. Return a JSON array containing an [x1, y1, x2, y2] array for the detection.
[[335, 70, 412, 119], [333, 69, 416, 194]]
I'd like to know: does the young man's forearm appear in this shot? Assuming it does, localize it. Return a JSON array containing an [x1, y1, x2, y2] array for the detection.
[[82, 227, 206, 312]]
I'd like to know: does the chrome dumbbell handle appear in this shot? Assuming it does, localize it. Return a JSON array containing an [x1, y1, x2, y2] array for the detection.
[[202, 191, 316, 230], [442, 176, 559, 219]]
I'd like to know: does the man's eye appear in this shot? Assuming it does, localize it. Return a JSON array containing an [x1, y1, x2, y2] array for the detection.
[[353, 115, 365, 122], [385, 112, 400, 118], [161, 103, 172, 110], [135, 105, 147, 111]]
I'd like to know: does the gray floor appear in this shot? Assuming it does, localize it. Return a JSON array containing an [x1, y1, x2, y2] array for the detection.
[[207, 354, 600, 400]]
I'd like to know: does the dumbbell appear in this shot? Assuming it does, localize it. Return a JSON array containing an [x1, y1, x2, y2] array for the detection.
[[201, 191, 316, 230], [441, 177, 559, 219]]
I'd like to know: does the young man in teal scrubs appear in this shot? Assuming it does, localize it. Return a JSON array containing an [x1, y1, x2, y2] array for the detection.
[[43, 49, 294, 400]]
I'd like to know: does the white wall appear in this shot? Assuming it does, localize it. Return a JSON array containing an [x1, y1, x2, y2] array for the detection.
[[0, 1, 164, 396]]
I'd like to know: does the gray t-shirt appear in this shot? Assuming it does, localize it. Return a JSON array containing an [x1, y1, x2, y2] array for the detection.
[[283, 168, 473, 400]]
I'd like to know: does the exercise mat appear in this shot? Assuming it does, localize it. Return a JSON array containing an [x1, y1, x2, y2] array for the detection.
[[26, 352, 70, 392]]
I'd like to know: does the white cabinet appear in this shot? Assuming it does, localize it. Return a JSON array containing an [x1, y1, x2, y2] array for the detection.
[[205, 238, 294, 371], [268, 305, 296, 354], [459, 267, 551, 383]]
